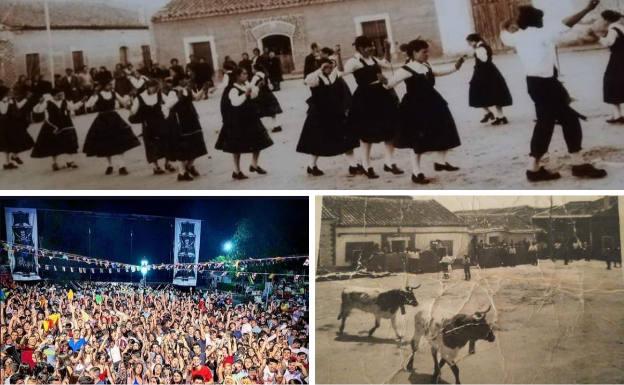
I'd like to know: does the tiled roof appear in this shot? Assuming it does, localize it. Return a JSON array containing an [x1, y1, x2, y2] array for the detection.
[[455, 206, 540, 232], [322, 196, 465, 227], [533, 197, 618, 219], [152, 0, 345, 22], [0, 0, 146, 30]]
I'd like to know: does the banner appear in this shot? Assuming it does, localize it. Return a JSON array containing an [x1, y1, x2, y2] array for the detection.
[[4, 208, 41, 281], [172, 218, 201, 286]]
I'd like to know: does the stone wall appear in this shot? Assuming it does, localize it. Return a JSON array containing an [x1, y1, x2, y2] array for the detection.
[[318, 219, 335, 268]]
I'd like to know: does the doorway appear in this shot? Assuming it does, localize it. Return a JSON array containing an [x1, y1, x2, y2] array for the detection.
[[471, 0, 532, 50], [261, 34, 294, 74]]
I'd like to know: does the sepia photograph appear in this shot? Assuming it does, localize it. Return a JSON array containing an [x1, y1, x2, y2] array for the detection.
[[0, 0, 624, 189], [0, 197, 310, 384], [315, 195, 624, 384]]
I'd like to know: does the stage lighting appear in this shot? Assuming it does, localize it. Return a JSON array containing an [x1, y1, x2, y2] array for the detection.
[[223, 241, 234, 253], [140, 259, 148, 275]]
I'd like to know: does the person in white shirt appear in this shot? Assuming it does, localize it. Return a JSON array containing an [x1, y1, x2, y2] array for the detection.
[[384, 39, 464, 185], [31, 88, 84, 171], [343, 35, 402, 179], [500, 0, 606, 183], [594, 10, 624, 123], [215, 67, 273, 180], [83, 80, 140, 176]]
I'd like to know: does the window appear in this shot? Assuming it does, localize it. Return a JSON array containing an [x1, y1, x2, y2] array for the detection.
[[489, 236, 500, 245], [390, 240, 406, 253], [361, 19, 389, 57], [430, 240, 454, 256], [72, 51, 84, 71], [141, 45, 152, 69], [345, 242, 376, 266], [25, 53, 40, 79], [119, 46, 129, 65]]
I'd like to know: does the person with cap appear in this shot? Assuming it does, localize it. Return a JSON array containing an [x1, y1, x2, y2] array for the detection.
[[593, 9, 624, 124], [297, 57, 360, 176], [82, 80, 140, 176], [129, 79, 176, 175], [343, 35, 402, 179], [384, 39, 464, 185], [500, 0, 607, 182], [30, 88, 84, 171]]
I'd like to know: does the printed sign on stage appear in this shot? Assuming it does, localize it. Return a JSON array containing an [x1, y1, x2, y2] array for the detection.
[[172, 218, 201, 286], [4, 207, 41, 281]]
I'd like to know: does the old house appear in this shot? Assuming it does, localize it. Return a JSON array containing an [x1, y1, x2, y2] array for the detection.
[[532, 197, 621, 258], [150, 0, 545, 76], [0, 0, 151, 84], [318, 196, 469, 268], [456, 206, 542, 246]]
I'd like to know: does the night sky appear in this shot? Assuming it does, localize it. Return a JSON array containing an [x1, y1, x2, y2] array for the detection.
[[0, 197, 308, 266]]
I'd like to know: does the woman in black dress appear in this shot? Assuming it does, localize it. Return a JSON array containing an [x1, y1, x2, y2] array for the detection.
[[386, 40, 464, 185], [31, 88, 84, 171], [344, 36, 402, 179], [83, 80, 140, 175], [129, 80, 175, 175], [166, 78, 208, 182], [466, 34, 513, 125], [597, 10, 624, 124], [251, 63, 283, 133], [0, 89, 35, 170], [216, 67, 273, 180], [296, 58, 359, 176]]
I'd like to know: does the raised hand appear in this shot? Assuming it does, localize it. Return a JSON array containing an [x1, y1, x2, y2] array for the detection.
[[587, 0, 600, 10]]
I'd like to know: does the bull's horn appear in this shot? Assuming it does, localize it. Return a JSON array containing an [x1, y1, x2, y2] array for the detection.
[[473, 305, 492, 320], [481, 305, 492, 314], [406, 284, 422, 291]]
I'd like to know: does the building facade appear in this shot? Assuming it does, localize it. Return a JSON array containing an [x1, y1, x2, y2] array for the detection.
[[456, 206, 541, 246], [151, 0, 553, 75], [0, 1, 151, 84], [318, 196, 470, 268]]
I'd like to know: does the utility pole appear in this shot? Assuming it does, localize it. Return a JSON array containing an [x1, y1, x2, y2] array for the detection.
[[44, 0, 55, 83]]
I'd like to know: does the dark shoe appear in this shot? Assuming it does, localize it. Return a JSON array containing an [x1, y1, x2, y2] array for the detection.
[[492, 117, 509, 126], [232, 171, 249, 180], [434, 162, 460, 172], [365, 167, 379, 179], [348, 165, 361, 176], [618, 117, 624, 124], [384, 164, 404, 175], [3, 163, 17, 170], [307, 166, 324, 176], [105, 166, 114, 175], [165, 163, 176, 172], [66, 162, 78, 169], [52, 163, 62, 171], [480, 112, 495, 123], [526, 167, 561, 182], [187, 165, 200, 177], [177, 172, 194, 181], [250, 165, 267, 174], [153, 167, 165, 175], [271, 126, 282, 133], [10, 155, 23, 165], [572, 164, 607, 179], [606, 117, 621, 124], [119, 167, 129, 175], [412, 173, 431, 185]]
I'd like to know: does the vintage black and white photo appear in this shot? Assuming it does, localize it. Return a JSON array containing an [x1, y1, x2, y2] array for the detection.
[[315, 195, 624, 384], [1, 0, 624, 189]]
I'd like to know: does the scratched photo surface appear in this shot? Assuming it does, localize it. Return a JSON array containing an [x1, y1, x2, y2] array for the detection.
[[315, 196, 624, 384]]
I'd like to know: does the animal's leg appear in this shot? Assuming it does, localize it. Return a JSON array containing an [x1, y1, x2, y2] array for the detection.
[[468, 340, 476, 354], [450, 364, 461, 384], [391, 314, 402, 340], [431, 348, 440, 383], [368, 314, 381, 337], [338, 308, 350, 335]]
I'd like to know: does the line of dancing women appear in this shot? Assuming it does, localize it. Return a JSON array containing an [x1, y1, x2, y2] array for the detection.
[[1, 1, 621, 184]]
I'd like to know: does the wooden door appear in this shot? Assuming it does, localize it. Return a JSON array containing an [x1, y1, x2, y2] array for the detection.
[[141, 45, 152, 69], [191, 42, 213, 69], [26, 53, 40, 79], [261, 35, 294, 74], [72, 51, 84, 71], [361, 19, 388, 58], [471, 0, 532, 50]]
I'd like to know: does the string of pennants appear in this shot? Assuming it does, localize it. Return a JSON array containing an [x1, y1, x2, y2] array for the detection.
[[1, 241, 309, 279]]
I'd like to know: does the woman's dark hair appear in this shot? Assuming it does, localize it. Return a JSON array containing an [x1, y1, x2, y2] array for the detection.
[[353, 35, 373, 50], [223, 60, 238, 72], [517, 6, 544, 29], [602, 10, 623, 23], [400, 39, 430, 58], [318, 58, 333, 67], [320, 47, 334, 56], [466, 33, 482, 43]]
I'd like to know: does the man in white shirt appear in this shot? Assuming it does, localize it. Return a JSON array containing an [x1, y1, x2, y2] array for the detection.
[[500, 0, 606, 183]]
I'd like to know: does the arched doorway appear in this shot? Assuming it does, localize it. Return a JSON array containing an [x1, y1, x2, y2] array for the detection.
[[261, 34, 294, 74]]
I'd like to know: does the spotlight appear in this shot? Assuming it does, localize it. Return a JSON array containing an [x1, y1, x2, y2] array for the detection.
[[140, 259, 148, 276], [223, 241, 234, 253]]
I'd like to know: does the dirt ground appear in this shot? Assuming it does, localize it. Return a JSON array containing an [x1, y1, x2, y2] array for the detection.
[[2, 49, 624, 190], [315, 260, 624, 384]]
